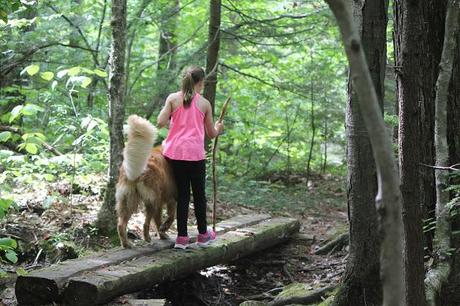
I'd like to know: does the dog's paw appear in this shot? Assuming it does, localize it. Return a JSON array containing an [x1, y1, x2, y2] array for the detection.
[[159, 231, 168, 240], [159, 223, 170, 232], [122, 241, 133, 249], [144, 234, 151, 243]]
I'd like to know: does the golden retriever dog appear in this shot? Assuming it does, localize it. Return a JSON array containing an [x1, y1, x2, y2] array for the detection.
[[116, 115, 176, 248]]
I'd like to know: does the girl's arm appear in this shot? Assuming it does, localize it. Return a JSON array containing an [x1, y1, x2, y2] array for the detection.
[[204, 100, 224, 139], [157, 95, 173, 128]]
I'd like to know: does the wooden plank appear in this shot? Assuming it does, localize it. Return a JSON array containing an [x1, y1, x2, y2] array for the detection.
[[15, 214, 270, 305], [63, 217, 300, 306]]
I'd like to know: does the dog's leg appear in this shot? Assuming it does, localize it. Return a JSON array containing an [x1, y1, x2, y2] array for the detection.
[[160, 200, 176, 233], [143, 204, 154, 243], [151, 204, 167, 239], [117, 213, 133, 249]]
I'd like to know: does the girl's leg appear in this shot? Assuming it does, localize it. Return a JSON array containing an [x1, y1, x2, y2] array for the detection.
[[190, 160, 207, 235], [170, 160, 191, 237]]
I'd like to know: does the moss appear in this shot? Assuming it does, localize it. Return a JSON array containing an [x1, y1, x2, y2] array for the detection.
[[239, 301, 267, 306]]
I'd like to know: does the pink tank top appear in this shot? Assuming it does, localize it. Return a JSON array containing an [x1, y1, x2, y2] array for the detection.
[[162, 93, 205, 161]]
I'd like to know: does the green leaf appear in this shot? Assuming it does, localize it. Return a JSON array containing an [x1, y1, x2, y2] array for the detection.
[[0, 10, 8, 24], [0, 238, 17, 249], [0, 131, 12, 142], [57, 69, 69, 79], [94, 69, 107, 78], [16, 267, 28, 276], [21, 64, 39, 76], [51, 80, 58, 91], [68, 67, 81, 76], [21, 104, 44, 116], [40, 71, 54, 81], [25, 143, 38, 154], [5, 250, 18, 263], [0, 198, 14, 210], [44, 173, 55, 181], [81, 77, 92, 88], [9, 105, 23, 123]]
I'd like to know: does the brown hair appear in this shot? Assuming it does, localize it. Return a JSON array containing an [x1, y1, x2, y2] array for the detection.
[[181, 66, 205, 107]]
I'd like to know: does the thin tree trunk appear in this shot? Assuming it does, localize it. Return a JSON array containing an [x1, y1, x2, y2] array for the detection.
[[394, 1, 429, 304], [331, 0, 387, 305], [96, 0, 127, 234], [321, 118, 327, 175], [306, 76, 316, 184], [325, 1, 404, 306], [203, 0, 221, 114], [425, 2, 459, 305]]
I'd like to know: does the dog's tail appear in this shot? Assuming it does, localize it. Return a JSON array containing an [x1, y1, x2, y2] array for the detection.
[[123, 115, 157, 181]]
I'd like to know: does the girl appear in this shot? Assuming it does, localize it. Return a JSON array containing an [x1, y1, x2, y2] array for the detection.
[[157, 66, 224, 249]]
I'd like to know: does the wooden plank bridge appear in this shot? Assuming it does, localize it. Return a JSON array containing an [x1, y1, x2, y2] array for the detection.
[[15, 214, 300, 305]]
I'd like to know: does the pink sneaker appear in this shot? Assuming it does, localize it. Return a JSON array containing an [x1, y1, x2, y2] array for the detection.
[[197, 229, 217, 247], [174, 236, 190, 249]]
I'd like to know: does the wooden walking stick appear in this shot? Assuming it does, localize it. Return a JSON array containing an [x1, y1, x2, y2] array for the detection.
[[212, 96, 231, 231]]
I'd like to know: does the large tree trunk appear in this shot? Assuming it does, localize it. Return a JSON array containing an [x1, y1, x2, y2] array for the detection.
[[438, 24, 460, 306], [394, 1, 436, 304], [419, 0, 448, 252], [447, 24, 460, 165], [96, 0, 127, 234], [203, 0, 221, 114], [331, 1, 387, 305], [145, 0, 179, 119], [325, 1, 404, 305], [426, 3, 460, 305]]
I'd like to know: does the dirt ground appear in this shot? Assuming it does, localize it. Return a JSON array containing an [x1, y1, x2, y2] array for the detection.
[[0, 175, 348, 305]]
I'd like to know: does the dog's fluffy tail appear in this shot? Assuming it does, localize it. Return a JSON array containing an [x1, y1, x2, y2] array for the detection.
[[123, 115, 157, 181]]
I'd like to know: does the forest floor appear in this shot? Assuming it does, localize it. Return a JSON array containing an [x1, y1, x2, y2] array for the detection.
[[0, 173, 348, 305]]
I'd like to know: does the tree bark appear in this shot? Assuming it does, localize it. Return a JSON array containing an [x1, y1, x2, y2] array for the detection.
[[203, 0, 222, 114], [425, 2, 459, 305], [96, 0, 127, 234], [324, 1, 404, 305], [394, 0, 441, 304], [331, 0, 387, 305]]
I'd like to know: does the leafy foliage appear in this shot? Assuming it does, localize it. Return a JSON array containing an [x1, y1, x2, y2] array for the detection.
[[0, 198, 18, 277]]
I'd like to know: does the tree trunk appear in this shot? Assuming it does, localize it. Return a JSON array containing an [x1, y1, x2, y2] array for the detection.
[[145, 0, 179, 119], [425, 3, 459, 305], [96, 0, 127, 234], [420, 0, 448, 253], [394, 0, 438, 304], [331, 0, 387, 305], [447, 22, 460, 165], [439, 25, 460, 305], [306, 76, 316, 184], [203, 0, 221, 114], [325, 1, 404, 305]]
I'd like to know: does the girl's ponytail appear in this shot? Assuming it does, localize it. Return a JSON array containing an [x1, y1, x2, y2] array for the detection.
[[181, 66, 205, 107], [182, 71, 194, 107]]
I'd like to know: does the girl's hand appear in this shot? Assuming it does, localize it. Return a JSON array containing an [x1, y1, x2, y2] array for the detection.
[[215, 121, 224, 135]]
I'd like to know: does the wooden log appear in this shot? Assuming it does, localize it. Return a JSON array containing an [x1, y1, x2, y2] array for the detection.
[[15, 214, 270, 305], [63, 218, 300, 306]]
